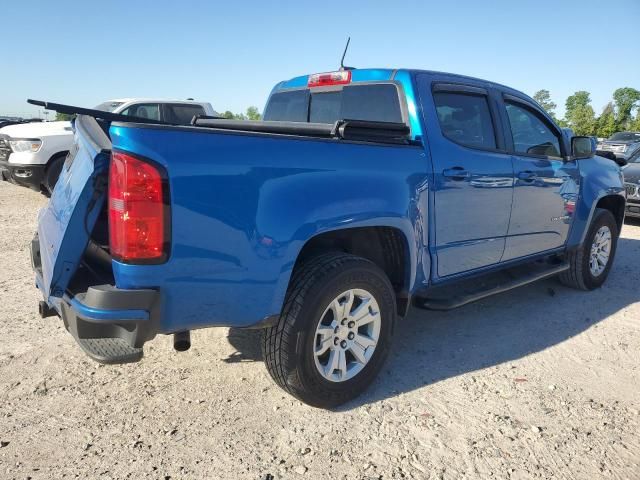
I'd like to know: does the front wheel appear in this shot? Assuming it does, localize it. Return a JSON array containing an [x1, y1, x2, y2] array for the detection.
[[262, 253, 396, 408], [559, 208, 619, 290]]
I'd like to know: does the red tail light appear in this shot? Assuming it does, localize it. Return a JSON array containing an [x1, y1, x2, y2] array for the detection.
[[108, 151, 170, 263], [307, 70, 351, 88]]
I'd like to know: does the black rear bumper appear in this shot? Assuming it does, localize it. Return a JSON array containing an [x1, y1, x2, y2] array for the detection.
[[31, 233, 161, 363]]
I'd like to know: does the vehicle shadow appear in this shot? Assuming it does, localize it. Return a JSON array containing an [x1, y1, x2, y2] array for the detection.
[[223, 328, 263, 363], [225, 235, 640, 410]]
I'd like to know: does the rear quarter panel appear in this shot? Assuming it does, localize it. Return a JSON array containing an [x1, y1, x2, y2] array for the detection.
[[109, 124, 429, 331]]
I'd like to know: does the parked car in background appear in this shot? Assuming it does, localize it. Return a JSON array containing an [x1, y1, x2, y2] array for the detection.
[[597, 131, 640, 162], [32, 68, 625, 408], [0, 118, 42, 129], [0, 99, 216, 194], [623, 148, 640, 219]]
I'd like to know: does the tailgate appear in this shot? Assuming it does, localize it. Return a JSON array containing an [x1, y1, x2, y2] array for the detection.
[[36, 115, 111, 300]]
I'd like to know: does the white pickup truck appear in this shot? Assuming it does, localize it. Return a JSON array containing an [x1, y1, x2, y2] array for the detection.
[[0, 98, 216, 194]]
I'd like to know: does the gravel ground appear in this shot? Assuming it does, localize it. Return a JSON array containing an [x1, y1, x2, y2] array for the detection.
[[0, 180, 639, 480]]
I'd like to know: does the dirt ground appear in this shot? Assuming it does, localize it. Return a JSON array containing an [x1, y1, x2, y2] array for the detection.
[[0, 180, 638, 480]]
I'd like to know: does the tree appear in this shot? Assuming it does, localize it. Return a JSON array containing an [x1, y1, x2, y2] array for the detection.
[[245, 106, 261, 121], [220, 108, 260, 120], [55, 112, 74, 121], [565, 91, 596, 136], [595, 103, 617, 139], [612, 87, 640, 129], [533, 89, 557, 119]]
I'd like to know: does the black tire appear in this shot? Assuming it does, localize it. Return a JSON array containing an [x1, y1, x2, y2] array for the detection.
[[262, 252, 396, 408], [559, 208, 619, 290], [44, 154, 66, 195]]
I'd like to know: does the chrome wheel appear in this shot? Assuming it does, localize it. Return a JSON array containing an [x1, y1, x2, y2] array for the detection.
[[589, 226, 612, 277], [313, 289, 381, 383]]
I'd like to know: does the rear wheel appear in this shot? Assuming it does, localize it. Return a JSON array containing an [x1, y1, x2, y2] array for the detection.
[[262, 253, 396, 408], [44, 154, 66, 195], [559, 208, 618, 290]]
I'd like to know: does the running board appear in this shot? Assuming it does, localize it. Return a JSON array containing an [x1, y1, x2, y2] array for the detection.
[[414, 262, 569, 311]]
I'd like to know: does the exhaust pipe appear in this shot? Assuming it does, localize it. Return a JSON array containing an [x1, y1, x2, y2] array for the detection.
[[173, 331, 191, 352], [38, 301, 57, 318]]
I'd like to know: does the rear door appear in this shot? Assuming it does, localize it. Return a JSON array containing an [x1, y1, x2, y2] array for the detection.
[[36, 115, 110, 300], [416, 74, 514, 277], [498, 94, 580, 261]]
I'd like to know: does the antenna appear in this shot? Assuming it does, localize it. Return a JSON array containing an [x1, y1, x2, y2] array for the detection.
[[340, 37, 354, 71]]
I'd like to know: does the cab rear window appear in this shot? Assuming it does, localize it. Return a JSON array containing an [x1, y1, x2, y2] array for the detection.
[[264, 83, 404, 124]]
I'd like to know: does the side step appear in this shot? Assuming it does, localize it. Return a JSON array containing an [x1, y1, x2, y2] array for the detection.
[[76, 338, 143, 364], [414, 261, 569, 311]]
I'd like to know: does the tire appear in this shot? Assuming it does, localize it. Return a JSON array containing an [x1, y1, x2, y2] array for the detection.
[[44, 155, 66, 195], [262, 252, 396, 408], [559, 208, 619, 290]]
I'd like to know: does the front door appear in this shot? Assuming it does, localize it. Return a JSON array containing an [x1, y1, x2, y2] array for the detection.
[[417, 75, 514, 278], [499, 95, 579, 260]]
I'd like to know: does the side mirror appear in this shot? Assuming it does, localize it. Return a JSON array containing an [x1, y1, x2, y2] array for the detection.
[[571, 136, 596, 158]]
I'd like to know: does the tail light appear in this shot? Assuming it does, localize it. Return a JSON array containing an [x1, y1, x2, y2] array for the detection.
[[108, 151, 170, 263], [307, 70, 351, 88]]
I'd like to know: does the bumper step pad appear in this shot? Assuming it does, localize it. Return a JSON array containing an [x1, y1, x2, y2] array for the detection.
[[76, 337, 143, 364]]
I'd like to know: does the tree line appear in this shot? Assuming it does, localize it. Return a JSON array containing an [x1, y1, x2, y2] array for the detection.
[[533, 87, 640, 138]]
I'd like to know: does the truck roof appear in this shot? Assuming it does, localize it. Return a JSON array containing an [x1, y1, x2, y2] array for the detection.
[[274, 68, 528, 99], [106, 98, 210, 105]]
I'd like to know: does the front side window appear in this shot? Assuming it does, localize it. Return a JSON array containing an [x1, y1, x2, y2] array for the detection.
[[120, 103, 160, 121], [505, 102, 562, 158], [433, 92, 497, 149]]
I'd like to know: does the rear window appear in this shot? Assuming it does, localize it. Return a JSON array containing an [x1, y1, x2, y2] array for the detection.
[[609, 132, 640, 142], [94, 101, 124, 112], [163, 104, 206, 124], [263, 83, 404, 124]]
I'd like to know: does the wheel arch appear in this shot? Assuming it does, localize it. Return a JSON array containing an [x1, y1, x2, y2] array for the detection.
[[287, 225, 415, 317], [595, 195, 625, 233], [46, 150, 69, 168]]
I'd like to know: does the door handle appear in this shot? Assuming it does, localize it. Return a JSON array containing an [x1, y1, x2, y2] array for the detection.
[[443, 167, 470, 180], [517, 170, 536, 181]]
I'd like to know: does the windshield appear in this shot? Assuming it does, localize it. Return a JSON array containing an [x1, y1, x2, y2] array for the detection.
[[263, 83, 404, 125], [608, 132, 640, 142], [93, 101, 125, 112]]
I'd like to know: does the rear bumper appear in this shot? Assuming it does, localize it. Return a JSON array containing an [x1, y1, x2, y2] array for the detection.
[[0, 159, 45, 190], [31, 234, 160, 357], [59, 285, 160, 349]]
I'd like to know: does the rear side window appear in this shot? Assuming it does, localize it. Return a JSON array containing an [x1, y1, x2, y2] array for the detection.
[[263, 90, 309, 122], [505, 102, 561, 158], [263, 83, 404, 125], [120, 103, 160, 121], [433, 92, 497, 149], [164, 104, 206, 124]]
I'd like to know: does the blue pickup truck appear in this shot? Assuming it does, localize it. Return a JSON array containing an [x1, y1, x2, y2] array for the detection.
[[31, 68, 626, 408]]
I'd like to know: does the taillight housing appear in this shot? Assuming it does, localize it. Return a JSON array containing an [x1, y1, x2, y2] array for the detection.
[[307, 70, 351, 88], [108, 150, 170, 264]]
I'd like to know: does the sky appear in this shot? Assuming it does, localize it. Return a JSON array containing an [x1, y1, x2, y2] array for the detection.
[[1, 0, 639, 119]]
